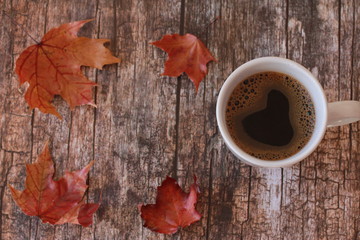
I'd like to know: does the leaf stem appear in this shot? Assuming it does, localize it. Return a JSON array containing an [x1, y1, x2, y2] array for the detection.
[[2, 9, 40, 44], [199, 16, 221, 36], [205, 16, 221, 30]]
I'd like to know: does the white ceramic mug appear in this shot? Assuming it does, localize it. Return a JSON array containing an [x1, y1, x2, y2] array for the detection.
[[216, 57, 360, 168]]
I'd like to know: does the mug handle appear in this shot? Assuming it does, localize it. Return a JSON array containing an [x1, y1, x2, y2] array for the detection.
[[327, 101, 360, 127]]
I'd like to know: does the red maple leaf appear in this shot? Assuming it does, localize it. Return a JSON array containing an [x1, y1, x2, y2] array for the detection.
[[151, 34, 215, 91], [140, 176, 201, 234], [15, 19, 120, 118], [8, 143, 99, 227]]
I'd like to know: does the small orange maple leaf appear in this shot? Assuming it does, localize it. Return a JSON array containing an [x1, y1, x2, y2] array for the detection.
[[15, 19, 120, 118], [8, 143, 99, 227], [151, 34, 215, 92]]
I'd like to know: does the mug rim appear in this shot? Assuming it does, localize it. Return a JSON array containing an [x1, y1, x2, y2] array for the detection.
[[216, 56, 328, 168]]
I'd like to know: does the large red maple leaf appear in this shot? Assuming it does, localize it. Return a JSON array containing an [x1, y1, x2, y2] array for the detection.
[[15, 19, 120, 118], [140, 176, 201, 234], [151, 34, 215, 91], [8, 143, 99, 227]]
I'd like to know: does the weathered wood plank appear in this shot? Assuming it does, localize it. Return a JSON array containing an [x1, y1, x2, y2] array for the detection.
[[339, 1, 360, 239], [1, 0, 46, 239], [91, 0, 181, 239], [303, 1, 343, 239], [176, 0, 253, 239], [26, 1, 98, 239], [175, 0, 219, 239], [280, 2, 305, 239]]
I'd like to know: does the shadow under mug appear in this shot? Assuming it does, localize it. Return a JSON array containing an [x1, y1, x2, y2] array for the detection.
[[216, 57, 360, 168]]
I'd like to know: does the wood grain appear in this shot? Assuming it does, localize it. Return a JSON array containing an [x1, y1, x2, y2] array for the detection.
[[1, 0, 360, 239]]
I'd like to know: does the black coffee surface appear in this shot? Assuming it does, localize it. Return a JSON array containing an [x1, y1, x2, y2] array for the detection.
[[225, 72, 315, 160], [243, 90, 293, 146]]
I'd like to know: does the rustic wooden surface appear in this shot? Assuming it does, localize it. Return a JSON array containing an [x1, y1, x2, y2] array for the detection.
[[1, 0, 360, 239]]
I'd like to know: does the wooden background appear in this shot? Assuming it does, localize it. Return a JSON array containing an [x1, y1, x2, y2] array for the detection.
[[1, 0, 360, 239]]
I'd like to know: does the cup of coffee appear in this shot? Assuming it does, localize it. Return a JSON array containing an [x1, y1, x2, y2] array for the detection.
[[216, 57, 360, 168]]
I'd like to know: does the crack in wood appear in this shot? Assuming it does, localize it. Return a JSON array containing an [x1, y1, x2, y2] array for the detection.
[[172, 0, 186, 180], [0, 153, 13, 240]]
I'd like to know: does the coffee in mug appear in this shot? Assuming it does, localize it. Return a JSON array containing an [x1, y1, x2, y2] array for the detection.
[[216, 57, 360, 168], [225, 72, 315, 160]]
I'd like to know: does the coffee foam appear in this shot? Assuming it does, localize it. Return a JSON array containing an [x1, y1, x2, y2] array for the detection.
[[225, 72, 315, 160]]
